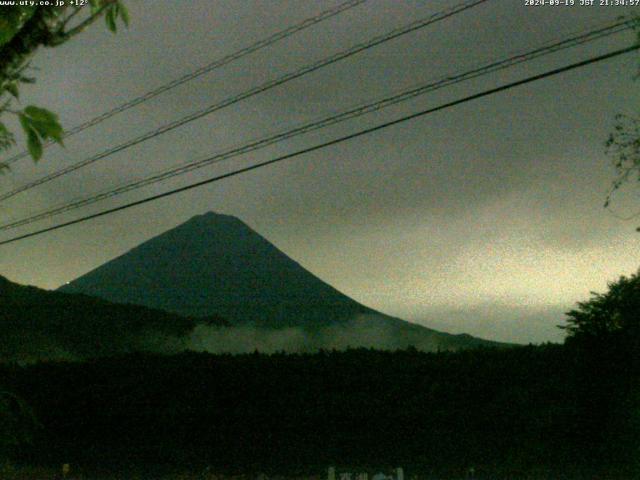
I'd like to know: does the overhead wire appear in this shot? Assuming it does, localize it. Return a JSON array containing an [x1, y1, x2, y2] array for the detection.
[[0, 0, 369, 167], [0, 43, 637, 246], [0, 0, 489, 203], [0, 16, 634, 232]]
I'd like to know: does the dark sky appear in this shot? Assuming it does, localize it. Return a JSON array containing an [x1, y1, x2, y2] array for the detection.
[[1, 0, 639, 343]]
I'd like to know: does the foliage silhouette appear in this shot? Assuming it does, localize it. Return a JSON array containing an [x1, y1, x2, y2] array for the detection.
[[561, 269, 640, 340], [0, 1, 129, 164], [1, 341, 637, 479]]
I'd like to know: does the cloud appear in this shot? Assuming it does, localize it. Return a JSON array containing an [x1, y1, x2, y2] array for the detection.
[[186, 315, 446, 354]]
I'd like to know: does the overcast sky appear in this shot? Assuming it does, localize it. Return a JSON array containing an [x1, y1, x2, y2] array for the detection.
[[1, 0, 639, 343]]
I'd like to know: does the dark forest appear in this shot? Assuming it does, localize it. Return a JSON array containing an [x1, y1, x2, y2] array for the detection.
[[1, 335, 638, 479]]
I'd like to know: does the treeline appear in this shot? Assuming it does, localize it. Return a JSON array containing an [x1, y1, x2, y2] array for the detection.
[[1, 337, 638, 478], [0, 275, 227, 361]]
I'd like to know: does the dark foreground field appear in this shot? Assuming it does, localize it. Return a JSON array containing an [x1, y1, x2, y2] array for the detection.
[[1, 334, 638, 480]]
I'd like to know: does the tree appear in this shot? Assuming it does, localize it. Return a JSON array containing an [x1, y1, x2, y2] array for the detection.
[[561, 269, 640, 340], [604, 18, 640, 231], [0, 390, 40, 468], [0, 1, 129, 464], [0, 0, 129, 166], [605, 114, 640, 231]]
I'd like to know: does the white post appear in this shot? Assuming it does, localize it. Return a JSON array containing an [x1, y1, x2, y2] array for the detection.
[[396, 467, 404, 480]]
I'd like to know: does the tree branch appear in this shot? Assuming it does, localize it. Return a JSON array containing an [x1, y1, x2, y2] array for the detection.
[[57, 6, 84, 33], [53, 4, 111, 45]]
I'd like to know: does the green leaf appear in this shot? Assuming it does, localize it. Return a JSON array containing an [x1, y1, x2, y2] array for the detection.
[[19, 113, 43, 160], [23, 106, 56, 122], [118, 2, 130, 27], [18, 112, 30, 133], [18, 107, 64, 160], [25, 126, 43, 161], [22, 106, 64, 144], [5, 83, 19, 99], [35, 121, 64, 144], [105, 7, 117, 33]]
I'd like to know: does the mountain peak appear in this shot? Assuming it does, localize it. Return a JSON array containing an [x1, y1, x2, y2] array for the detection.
[[195, 211, 239, 221], [58, 214, 503, 350], [60, 213, 369, 327], [174, 211, 245, 231]]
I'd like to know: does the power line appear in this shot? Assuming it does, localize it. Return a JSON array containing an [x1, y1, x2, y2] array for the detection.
[[0, 0, 489, 203], [0, 17, 633, 232], [0, 0, 368, 167], [1, 43, 636, 247]]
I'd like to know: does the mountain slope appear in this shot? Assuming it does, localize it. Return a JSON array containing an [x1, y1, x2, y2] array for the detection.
[[59, 212, 504, 351], [0, 275, 226, 362], [60, 212, 374, 327]]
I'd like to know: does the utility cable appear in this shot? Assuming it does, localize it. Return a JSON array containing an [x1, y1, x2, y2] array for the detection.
[[0, 0, 368, 167], [0, 17, 633, 232], [0, 0, 489, 202], [0, 43, 636, 246]]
